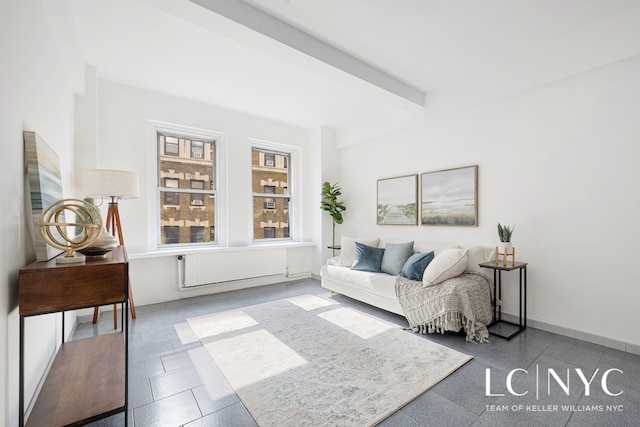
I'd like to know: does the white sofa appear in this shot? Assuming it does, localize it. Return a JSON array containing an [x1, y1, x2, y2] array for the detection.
[[320, 239, 495, 317]]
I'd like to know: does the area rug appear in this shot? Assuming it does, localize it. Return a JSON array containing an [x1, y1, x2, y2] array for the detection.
[[186, 294, 471, 427]]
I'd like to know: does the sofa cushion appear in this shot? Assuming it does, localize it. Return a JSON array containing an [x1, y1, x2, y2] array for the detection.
[[466, 246, 496, 278], [400, 251, 435, 281], [381, 241, 414, 275], [320, 263, 400, 314], [340, 236, 380, 267], [423, 247, 469, 287], [351, 242, 385, 272]]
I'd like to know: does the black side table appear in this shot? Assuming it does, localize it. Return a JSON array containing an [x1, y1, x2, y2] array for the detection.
[[479, 261, 528, 340]]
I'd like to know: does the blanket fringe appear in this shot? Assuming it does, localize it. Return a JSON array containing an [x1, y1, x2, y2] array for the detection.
[[411, 311, 489, 344]]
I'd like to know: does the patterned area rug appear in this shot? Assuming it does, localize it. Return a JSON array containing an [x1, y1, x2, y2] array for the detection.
[[187, 294, 471, 427]]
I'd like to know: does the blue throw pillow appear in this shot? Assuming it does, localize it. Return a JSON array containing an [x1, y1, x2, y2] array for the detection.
[[351, 242, 385, 272], [381, 241, 414, 275], [400, 251, 435, 281]]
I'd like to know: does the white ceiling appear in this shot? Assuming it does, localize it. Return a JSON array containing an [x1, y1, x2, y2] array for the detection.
[[66, 0, 640, 142]]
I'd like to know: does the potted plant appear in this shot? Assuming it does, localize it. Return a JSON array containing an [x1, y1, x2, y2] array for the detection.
[[497, 223, 515, 254], [320, 181, 346, 248]]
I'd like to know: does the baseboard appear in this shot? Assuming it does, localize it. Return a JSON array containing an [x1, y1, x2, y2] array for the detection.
[[78, 274, 315, 323], [500, 312, 639, 356]]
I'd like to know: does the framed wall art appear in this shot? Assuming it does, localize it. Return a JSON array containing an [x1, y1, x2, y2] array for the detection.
[[421, 165, 478, 226], [24, 131, 65, 261], [377, 174, 418, 225]]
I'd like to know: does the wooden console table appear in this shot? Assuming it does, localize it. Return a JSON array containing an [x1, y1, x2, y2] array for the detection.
[[19, 246, 129, 427]]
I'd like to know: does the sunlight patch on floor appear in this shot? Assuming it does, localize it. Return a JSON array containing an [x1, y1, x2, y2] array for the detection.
[[318, 307, 395, 339], [187, 310, 258, 339], [287, 294, 337, 311], [204, 329, 307, 389], [174, 321, 200, 345]]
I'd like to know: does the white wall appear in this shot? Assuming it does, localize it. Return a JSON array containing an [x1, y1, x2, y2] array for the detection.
[[0, 1, 84, 425], [82, 80, 317, 305], [337, 54, 640, 348]]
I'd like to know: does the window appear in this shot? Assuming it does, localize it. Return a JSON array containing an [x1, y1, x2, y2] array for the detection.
[[252, 146, 292, 241], [191, 141, 204, 159], [190, 180, 205, 206], [158, 131, 217, 246], [264, 153, 275, 167], [165, 192, 179, 206], [263, 227, 276, 239], [190, 226, 205, 243], [165, 136, 179, 156], [263, 199, 276, 210], [164, 178, 179, 205], [164, 226, 179, 244]]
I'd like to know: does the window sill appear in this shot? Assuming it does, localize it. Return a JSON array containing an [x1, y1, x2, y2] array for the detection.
[[128, 241, 315, 260]]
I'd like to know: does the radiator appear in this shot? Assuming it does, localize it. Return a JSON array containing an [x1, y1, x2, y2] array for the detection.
[[179, 248, 287, 288]]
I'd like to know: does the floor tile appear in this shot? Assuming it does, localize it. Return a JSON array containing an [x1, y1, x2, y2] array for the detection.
[[150, 366, 205, 400], [572, 386, 640, 427], [551, 335, 607, 360], [432, 359, 505, 415], [475, 338, 543, 370], [75, 279, 640, 427], [128, 356, 165, 385], [129, 339, 174, 364], [192, 382, 239, 416], [161, 347, 200, 373], [378, 409, 425, 427], [183, 402, 257, 427], [471, 411, 545, 427], [399, 390, 476, 427], [597, 347, 640, 394], [133, 390, 202, 427], [564, 417, 596, 427], [540, 342, 601, 372], [129, 378, 154, 409]]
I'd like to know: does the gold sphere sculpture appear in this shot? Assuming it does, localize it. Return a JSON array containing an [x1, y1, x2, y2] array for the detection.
[[38, 198, 103, 263]]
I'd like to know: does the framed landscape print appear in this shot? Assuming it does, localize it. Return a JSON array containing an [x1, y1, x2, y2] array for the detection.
[[24, 131, 65, 260], [377, 174, 418, 225], [421, 165, 478, 226]]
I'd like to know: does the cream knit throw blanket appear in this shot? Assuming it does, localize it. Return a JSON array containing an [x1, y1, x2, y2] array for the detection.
[[395, 273, 492, 343]]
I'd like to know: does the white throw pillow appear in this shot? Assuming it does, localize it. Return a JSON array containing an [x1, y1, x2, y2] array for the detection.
[[340, 236, 380, 267], [422, 247, 469, 287], [465, 246, 495, 277]]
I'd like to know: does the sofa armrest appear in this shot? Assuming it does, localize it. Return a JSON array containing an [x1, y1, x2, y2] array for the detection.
[[326, 256, 345, 266]]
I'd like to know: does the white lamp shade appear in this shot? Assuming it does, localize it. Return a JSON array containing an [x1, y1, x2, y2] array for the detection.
[[81, 169, 139, 199]]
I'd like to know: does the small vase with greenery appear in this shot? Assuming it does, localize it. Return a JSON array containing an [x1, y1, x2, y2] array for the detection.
[[320, 182, 346, 248], [497, 222, 515, 253]]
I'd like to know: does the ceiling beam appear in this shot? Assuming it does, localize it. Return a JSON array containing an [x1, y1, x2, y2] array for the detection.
[[188, 0, 425, 110]]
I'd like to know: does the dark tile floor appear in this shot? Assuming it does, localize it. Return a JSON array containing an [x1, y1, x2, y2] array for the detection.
[[75, 279, 640, 427]]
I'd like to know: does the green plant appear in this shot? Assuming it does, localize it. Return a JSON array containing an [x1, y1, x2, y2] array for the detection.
[[320, 182, 346, 247], [497, 223, 515, 242]]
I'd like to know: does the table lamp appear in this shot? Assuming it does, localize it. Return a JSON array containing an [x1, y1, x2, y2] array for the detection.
[[81, 169, 139, 327]]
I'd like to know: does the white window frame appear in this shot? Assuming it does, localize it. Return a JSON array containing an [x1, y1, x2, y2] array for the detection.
[[251, 139, 300, 243], [147, 120, 227, 250]]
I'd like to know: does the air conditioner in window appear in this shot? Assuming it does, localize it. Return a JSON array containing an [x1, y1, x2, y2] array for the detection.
[[192, 152, 203, 159], [265, 160, 275, 167], [265, 202, 276, 210], [191, 199, 204, 206]]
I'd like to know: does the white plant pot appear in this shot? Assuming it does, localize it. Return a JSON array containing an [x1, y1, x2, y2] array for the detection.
[[497, 242, 513, 255]]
